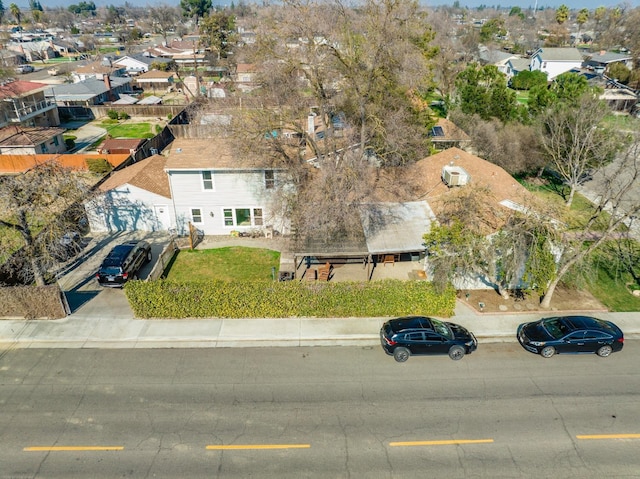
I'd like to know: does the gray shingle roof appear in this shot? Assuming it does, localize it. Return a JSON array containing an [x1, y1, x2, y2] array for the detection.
[[45, 76, 131, 101], [535, 48, 583, 62]]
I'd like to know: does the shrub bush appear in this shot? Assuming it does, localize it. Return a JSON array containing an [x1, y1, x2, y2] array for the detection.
[[118, 111, 130, 120], [107, 109, 119, 120], [124, 280, 456, 319], [86, 158, 113, 175]]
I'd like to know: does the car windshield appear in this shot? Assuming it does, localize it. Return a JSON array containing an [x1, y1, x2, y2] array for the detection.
[[100, 266, 122, 276], [430, 318, 453, 340], [541, 318, 570, 339]]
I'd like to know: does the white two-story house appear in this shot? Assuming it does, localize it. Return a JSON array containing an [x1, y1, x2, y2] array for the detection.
[[529, 47, 584, 81], [85, 137, 291, 236], [164, 138, 289, 236]]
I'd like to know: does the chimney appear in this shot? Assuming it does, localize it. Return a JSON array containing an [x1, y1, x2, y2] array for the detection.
[[103, 74, 115, 101]]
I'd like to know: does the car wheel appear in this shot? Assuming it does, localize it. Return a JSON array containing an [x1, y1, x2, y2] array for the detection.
[[146, 250, 152, 262], [393, 347, 410, 363], [540, 346, 555, 358], [448, 345, 465, 360], [597, 345, 613, 357]]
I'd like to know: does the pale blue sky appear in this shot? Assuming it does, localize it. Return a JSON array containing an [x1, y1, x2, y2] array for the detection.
[[25, 0, 640, 12]]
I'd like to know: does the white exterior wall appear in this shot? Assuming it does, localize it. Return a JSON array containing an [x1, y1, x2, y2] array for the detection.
[[167, 169, 286, 236], [114, 58, 148, 73], [530, 55, 581, 80], [85, 183, 173, 233]]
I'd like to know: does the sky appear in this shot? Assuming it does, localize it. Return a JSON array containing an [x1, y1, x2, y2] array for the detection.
[[19, 0, 640, 13]]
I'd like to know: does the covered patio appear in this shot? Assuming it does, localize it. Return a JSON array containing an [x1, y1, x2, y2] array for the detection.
[[291, 201, 435, 282]]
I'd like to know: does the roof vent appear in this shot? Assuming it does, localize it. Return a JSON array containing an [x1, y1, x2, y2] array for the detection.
[[442, 165, 470, 187]]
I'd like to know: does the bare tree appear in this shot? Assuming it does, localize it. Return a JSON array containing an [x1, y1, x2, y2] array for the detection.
[[0, 163, 90, 286], [540, 135, 640, 308], [148, 4, 179, 45], [540, 94, 622, 207], [450, 111, 545, 175]]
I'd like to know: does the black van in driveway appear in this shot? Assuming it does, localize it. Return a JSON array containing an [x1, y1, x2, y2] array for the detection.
[[96, 240, 152, 287]]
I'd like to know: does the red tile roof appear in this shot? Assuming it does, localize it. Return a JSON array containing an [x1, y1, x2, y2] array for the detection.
[[0, 80, 49, 99]]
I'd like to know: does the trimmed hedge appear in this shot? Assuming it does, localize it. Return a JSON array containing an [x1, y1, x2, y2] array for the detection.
[[125, 279, 456, 319]]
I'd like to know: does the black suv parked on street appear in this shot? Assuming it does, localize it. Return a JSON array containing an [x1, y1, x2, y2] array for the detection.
[[380, 316, 478, 362], [96, 240, 152, 287]]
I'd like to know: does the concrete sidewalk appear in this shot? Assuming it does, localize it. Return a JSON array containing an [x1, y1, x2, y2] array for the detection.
[[0, 294, 638, 349]]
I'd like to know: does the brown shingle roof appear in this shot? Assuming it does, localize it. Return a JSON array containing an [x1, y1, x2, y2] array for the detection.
[[163, 138, 269, 170], [0, 126, 66, 146], [405, 147, 532, 214], [99, 154, 170, 198], [431, 118, 472, 143]]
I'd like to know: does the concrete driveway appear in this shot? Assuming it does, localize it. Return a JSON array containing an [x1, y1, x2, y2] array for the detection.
[[54, 231, 172, 315]]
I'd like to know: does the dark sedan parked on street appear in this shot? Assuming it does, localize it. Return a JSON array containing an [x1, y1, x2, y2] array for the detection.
[[380, 316, 478, 362], [517, 315, 624, 358]]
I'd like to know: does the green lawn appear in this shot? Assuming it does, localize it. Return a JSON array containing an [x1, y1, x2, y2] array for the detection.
[[515, 90, 529, 104], [583, 245, 640, 312], [521, 176, 639, 311], [603, 114, 640, 131], [99, 121, 156, 139], [518, 174, 618, 231], [165, 247, 281, 282]]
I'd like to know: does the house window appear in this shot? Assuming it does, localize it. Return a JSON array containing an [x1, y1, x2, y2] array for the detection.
[[202, 171, 214, 190], [265, 170, 274, 189], [52, 136, 59, 146], [191, 208, 203, 223], [235, 208, 251, 226], [253, 208, 263, 226], [223, 209, 233, 226], [222, 207, 264, 227]]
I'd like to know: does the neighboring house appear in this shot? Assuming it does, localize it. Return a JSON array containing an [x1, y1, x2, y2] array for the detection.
[[97, 138, 146, 155], [478, 47, 517, 76], [0, 80, 60, 129], [0, 126, 66, 155], [0, 153, 130, 174], [401, 147, 536, 289], [0, 48, 26, 66], [113, 53, 173, 75], [73, 58, 127, 82], [529, 47, 584, 80], [504, 57, 531, 80], [396, 147, 534, 236], [145, 45, 185, 58], [570, 68, 638, 113], [234, 63, 258, 83], [164, 138, 289, 236], [583, 50, 633, 74], [6, 39, 57, 61], [45, 75, 133, 106], [134, 70, 177, 93], [85, 154, 173, 232], [429, 119, 472, 151]]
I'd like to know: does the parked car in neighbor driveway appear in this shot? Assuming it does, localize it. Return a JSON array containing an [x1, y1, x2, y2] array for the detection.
[[15, 64, 34, 74], [517, 315, 624, 358], [380, 316, 478, 362], [96, 240, 152, 288]]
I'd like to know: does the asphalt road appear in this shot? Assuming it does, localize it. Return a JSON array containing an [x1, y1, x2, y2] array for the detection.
[[1, 343, 639, 478]]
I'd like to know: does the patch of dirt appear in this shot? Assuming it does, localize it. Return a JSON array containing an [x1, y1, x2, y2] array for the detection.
[[458, 286, 608, 314]]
